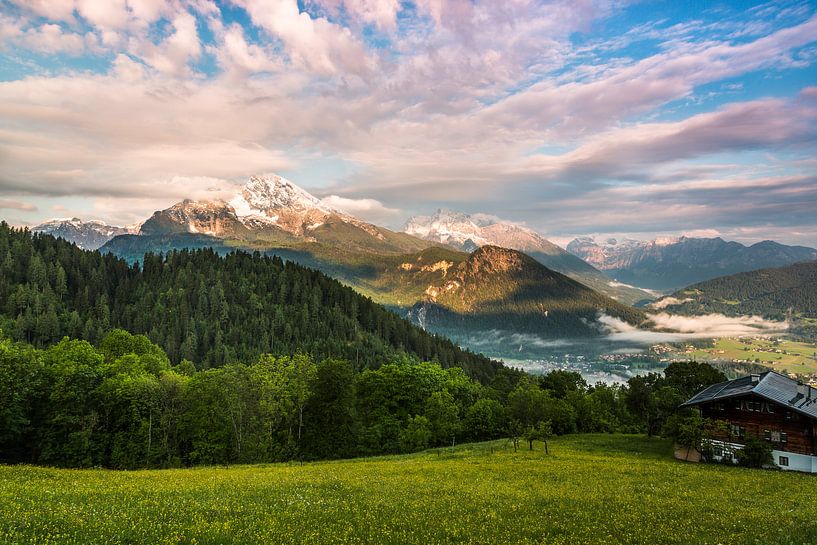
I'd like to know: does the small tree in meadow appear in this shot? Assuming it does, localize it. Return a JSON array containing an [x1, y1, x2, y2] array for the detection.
[[524, 421, 553, 453]]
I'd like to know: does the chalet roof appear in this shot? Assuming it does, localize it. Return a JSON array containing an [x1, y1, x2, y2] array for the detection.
[[681, 371, 817, 420]]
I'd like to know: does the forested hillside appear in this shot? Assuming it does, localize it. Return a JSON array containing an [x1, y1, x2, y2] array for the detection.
[[0, 223, 498, 381], [0, 330, 723, 468], [408, 246, 646, 339], [657, 261, 817, 320]]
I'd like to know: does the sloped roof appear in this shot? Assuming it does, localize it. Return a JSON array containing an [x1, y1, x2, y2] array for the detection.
[[681, 371, 817, 420]]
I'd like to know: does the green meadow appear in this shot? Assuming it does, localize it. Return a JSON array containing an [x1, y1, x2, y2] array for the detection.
[[684, 338, 817, 374], [2, 435, 815, 545]]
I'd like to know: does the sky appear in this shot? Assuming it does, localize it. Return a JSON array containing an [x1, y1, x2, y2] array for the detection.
[[0, 0, 816, 246]]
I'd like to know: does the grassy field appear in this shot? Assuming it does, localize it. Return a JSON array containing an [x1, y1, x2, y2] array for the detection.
[[2, 435, 816, 545], [682, 337, 817, 374]]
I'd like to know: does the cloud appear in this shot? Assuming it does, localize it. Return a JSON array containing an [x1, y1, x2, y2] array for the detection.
[[599, 312, 788, 344], [0, 199, 36, 211], [313, 0, 401, 31], [461, 329, 577, 349], [129, 10, 202, 75], [212, 23, 280, 76], [235, 0, 373, 76], [648, 297, 693, 310], [319, 195, 400, 224]]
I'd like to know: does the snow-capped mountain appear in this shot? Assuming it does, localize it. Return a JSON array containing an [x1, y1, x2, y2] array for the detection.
[[32, 218, 131, 250], [134, 174, 428, 253], [404, 209, 556, 253], [566, 236, 664, 271], [566, 236, 817, 290], [403, 209, 654, 304]]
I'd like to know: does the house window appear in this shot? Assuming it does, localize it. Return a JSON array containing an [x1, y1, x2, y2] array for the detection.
[[731, 425, 745, 438], [786, 411, 792, 420], [771, 430, 781, 443], [767, 404, 774, 414], [779, 456, 789, 467], [781, 432, 788, 444], [764, 429, 771, 441]]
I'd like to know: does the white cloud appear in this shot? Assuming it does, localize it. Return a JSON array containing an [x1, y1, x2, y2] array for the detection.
[[10, 0, 77, 22], [314, 0, 401, 31], [213, 23, 280, 75], [599, 312, 788, 344], [130, 10, 201, 75], [76, 0, 129, 30], [235, 0, 373, 75], [648, 297, 693, 310], [319, 195, 400, 223]]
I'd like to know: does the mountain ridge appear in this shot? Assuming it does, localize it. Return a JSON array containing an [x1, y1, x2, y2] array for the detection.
[[404, 209, 652, 305], [567, 235, 817, 291], [32, 218, 134, 250]]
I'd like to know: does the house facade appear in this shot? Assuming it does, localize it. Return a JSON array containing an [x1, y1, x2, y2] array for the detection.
[[681, 371, 817, 473]]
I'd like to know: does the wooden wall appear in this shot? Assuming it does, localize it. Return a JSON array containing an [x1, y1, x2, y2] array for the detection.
[[699, 394, 816, 455]]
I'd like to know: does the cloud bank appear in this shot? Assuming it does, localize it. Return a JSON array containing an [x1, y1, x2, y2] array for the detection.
[[600, 312, 788, 344]]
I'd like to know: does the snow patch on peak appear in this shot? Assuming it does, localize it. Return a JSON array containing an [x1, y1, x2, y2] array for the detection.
[[404, 209, 548, 252], [235, 174, 333, 216]]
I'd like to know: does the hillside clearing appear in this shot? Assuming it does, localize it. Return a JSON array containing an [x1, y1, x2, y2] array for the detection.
[[679, 338, 817, 375], [1, 435, 815, 545]]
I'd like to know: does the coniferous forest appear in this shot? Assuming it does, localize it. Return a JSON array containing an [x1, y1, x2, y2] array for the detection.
[[0, 222, 497, 380]]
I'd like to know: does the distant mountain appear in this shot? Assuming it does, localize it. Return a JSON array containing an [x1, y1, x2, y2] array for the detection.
[[405, 245, 646, 341], [567, 236, 817, 291], [139, 174, 431, 255], [32, 218, 131, 250], [404, 209, 652, 305], [654, 261, 817, 322]]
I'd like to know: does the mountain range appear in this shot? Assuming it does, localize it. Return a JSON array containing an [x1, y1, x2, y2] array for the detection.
[[32, 218, 133, 250], [80, 175, 641, 344], [403, 209, 652, 305], [28, 174, 817, 350], [567, 236, 817, 291]]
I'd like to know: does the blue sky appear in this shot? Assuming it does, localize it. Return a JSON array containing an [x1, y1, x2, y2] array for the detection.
[[0, 0, 816, 246]]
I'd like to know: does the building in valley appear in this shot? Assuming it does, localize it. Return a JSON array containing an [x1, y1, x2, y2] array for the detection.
[[680, 371, 817, 473]]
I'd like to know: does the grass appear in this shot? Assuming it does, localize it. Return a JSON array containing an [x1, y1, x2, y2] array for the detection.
[[2, 435, 816, 544], [682, 337, 817, 375]]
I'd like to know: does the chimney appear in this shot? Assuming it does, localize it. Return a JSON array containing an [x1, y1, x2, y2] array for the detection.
[[797, 382, 807, 398]]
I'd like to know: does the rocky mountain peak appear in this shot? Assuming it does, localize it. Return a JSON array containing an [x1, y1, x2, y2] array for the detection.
[[403, 208, 548, 252], [465, 245, 529, 274], [231, 174, 332, 217]]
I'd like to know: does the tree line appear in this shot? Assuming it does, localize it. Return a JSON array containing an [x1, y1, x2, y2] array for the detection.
[[0, 329, 725, 468]]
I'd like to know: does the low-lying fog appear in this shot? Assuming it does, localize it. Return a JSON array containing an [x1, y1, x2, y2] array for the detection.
[[458, 312, 789, 384]]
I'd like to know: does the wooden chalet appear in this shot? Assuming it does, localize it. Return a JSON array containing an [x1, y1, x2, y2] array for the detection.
[[681, 371, 817, 472]]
